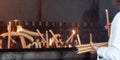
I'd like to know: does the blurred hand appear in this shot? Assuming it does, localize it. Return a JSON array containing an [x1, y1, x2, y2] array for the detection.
[[90, 40, 99, 54], [104, 23, 111, 30]]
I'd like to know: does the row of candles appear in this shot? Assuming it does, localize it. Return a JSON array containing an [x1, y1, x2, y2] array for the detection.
[[0, 9, 110, 49], [0, 20, 82, 49]]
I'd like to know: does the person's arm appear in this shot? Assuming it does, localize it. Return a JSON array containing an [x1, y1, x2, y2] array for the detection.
[[90, 40, 99, 54], [104, 23, 111, 30], [97, 12, 120, 60]]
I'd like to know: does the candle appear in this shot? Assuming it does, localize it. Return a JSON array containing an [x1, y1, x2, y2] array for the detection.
[[49, 30, 59, 43], [76, 42, 108, 54], [49, 38, 53, 47], [19, 36, 26, 48], [27, 44, 31, 48], [77, 34, 81, 45], [0, 40, 2, 49], [18, 28, 39, 36], [70, 37, 73, 43], [36, 29, 46, 42], [7, 21, 11, 49], [41, 40, 46, 47], [105, 9, 109, 24], [105, 9, 110, 37], [46, 31, 49, 48], [59, 39, 64, 45], [31, 42, 38, 48], [17, 25, 23, 32], [90, 33, 92, 42], [75, 40, 78, 45], [36, 39, 41, 48], [66, 30, 75, 43]]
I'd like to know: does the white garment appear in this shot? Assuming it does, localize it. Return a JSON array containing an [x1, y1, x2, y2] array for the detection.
[[97, 12, 120, 60]]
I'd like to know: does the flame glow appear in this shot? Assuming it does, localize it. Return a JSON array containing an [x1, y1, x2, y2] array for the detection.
[[17, 26, 23, 32], [9, 21, 11, 25], [49, 38, 52, 46], [72, 30, 75, 34], [49, 38, 54, 46]]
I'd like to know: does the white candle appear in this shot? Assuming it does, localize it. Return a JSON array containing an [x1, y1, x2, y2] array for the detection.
[[19, 36, 26, 48], [90, 33, 92, 42], [36, 39, 41, 48], [105, 9, 110, 37], [46, 31, 49, 48], [77, 34, 81, 45], [7, 21, 11, 49], [0, 40, 2, 49], [105, 9, 109, 24]]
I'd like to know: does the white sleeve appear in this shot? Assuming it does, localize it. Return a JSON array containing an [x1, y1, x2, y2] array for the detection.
[[97, 46, 119, 60], [97, 12, 120, 60]]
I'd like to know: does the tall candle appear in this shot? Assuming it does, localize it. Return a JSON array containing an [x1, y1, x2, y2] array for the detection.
[[105, 9, 109, 24], [7, 21, 11, 49], [90, 33, 92, 42], [46, 31, 49, 48], [105, 9, 110, 37]]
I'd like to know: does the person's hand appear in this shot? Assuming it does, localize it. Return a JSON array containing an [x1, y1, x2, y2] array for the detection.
[[90, 40, 99, 54], [104, 23, 111, 30]]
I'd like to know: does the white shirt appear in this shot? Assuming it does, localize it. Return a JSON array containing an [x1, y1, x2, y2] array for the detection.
[[97, 12, 120, 60]]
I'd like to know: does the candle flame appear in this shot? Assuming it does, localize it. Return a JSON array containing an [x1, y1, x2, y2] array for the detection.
[[72, 30, 75, 34], [105, 9, 108, 12], [8, 21, 11, 25], [68, 44, 72, 48], [17, 26, 23, 32], [49, 38, 53, 46]]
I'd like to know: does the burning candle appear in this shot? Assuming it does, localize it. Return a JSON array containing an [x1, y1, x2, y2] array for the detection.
[[49, 38, 53, 47], [17, 25, 23, 32], [66, 30, 76, 43], [68, 44, 72, 48]]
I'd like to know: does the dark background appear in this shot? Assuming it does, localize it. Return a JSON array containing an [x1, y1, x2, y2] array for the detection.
[[0, 0, 119, 23], [41, 0, 98, 23]]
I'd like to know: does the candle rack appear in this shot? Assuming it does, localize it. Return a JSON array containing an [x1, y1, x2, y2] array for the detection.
[[0, 20, 108, 52]]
